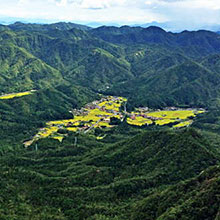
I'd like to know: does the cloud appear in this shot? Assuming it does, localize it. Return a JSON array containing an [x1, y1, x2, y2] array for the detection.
[[144, 0, 220, 10], [79, 0, 126, 9], [46, 0, 126, 9], [0, 0, 219, 31], [18, 0, 29, 4], [80, 0, 110, 9], [56, 0, 67, 6]]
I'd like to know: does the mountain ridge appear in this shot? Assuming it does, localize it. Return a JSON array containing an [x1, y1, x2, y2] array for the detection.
[[0, 22, 220, 219]]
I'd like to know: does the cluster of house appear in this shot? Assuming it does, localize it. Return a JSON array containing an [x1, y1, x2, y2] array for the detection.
[[128, 107, 205, 121], [72, 96, 124, 118], [129, 113, 161, 121], [128, 107, 162, 121], [164, 107, 205, 111]]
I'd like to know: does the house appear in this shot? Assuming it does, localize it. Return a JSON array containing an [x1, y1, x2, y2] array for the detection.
[[131, 115, 136, 120]]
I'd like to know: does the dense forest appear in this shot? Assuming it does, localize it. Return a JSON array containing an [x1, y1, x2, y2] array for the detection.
[[0, 22, 219, 219]]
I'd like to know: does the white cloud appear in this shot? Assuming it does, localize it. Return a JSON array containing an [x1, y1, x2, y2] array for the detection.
[[80, 0, 126, 9], [80, 0, 110, 9], [144, 0, 220, 10], [56, 0, 67, 6], [18, 0, 29, 4], [0, 0, 219, 31]]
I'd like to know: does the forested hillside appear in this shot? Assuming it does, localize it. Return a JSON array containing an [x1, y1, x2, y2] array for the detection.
[[0, 22, 219, 219]]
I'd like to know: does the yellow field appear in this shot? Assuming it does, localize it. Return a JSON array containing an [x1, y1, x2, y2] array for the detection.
[[127, 109, 205, 128], [27, 96, 204, 147], [96, 121, 113, 128], [174, 120, 193, 128], [155, 119, 177, 125], [0, 91, 34, 100], [66, 127, 78, 132], [147, 110, 195, 120], [27, 96, 127, 146], [47, 119, 75, 126], [53, 136, 64, 142], [127, 117, 153, 126], [98, 99, 124, 111], [37, 126, 59, 138]]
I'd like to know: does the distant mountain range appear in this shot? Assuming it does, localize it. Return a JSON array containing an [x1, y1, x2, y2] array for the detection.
[[1, 19, 220, 32], [1, 21, 220, 108], [134, 21, 220, 33], [0, 21, 220, 219]]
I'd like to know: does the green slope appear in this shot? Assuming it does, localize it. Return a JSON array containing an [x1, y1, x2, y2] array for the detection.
[[108, 59, 220, 108], [0, 23, 220, 220], [131, 165, 220, 220], [0, 42, 63, 93], [1, 25, 220, 108], [0, 129, 218, 219]]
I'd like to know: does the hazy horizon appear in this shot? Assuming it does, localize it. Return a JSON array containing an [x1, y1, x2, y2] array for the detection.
[[0, 0, 220, 32]]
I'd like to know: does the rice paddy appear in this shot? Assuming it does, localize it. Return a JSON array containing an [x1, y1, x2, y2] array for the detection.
[[25, 96, 126, 146], [127, 108, 205, 128], [173, 120, 193, 128], [24, 95, 205, 147], [127, 117, 153, 126], [0, 90, 36, 100]]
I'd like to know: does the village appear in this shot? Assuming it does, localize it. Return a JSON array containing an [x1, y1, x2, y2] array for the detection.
[[24, 96, 127, 147], [23, 95, 205, 147], [126, 106, 205, 127]]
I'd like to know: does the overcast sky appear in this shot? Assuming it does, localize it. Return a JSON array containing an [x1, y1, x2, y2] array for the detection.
[[0, 0, 220, 30]]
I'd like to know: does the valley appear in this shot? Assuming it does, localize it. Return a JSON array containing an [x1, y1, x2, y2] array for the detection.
[[23, 95, 205, 147], [0, 22, 219, 220]]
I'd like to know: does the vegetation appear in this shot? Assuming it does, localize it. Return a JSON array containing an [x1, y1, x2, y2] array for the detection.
[[0, 90, 35, 99], [0, 128, 219, 220], [0, 22, 219, 219], [127, 108, 204, 127]]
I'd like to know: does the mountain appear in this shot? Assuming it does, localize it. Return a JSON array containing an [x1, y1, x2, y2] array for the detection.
[[132, 165, 220, 220], [136, 21, 220, 33], [133, 21, 176, 32], [8, 21, 91, 31], [0, 22, 220, 219], [0, 42, 63, 93], [109, 59, 220, 108], [0, 128, 219, 219], [90, 26, 220, 56], [2, 23, 220, 106]]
